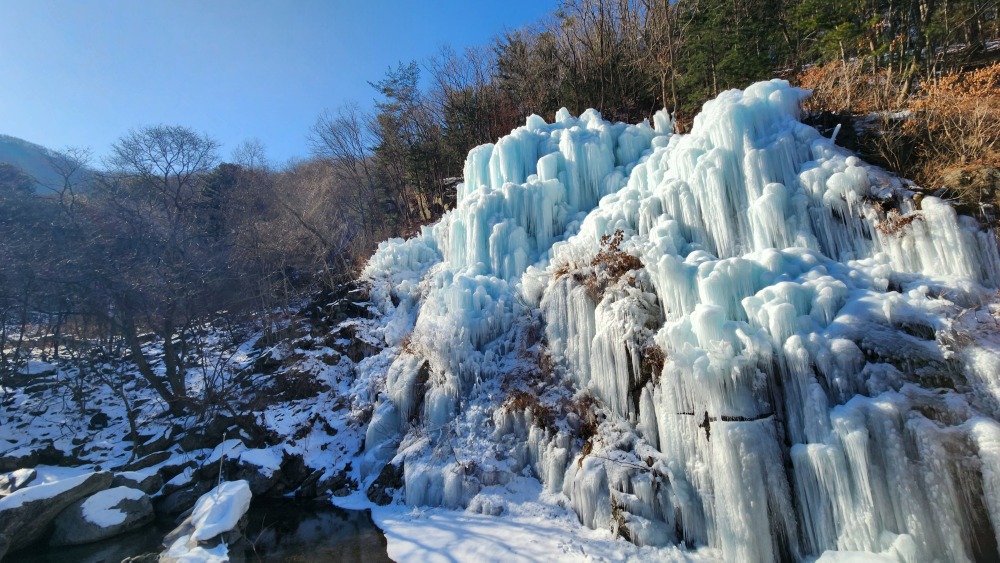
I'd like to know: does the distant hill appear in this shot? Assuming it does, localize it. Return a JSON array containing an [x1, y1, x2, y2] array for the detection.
[[0, 134, 92, 194]]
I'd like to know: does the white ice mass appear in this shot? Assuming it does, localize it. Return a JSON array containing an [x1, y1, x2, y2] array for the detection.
[[356, 80, 1000, 562]]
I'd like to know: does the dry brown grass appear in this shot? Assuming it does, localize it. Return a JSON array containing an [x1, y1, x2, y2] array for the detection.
[[908, 65, 1000, 199], [798, 59, 905, 115], [798, 61, 1000, 222]]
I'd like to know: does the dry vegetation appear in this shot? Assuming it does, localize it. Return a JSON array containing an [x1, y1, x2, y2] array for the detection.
[[555, 230, 645, 303], [798, 60, 1000, 222]]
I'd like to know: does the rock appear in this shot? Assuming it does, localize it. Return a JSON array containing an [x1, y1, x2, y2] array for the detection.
[[50, 486, 154, 546], [297, 467, 357, 499], [228, 460, 278, 497], [177, 415, 236, 452], [0, 471, 112, 553], [112, 471, 163, 495], [154, 480, 213, 517], [196, 449, 306, 499], [160, 466, 196, 499], [268, 453, 311, 497], [0, 442, 72, 472], [135, 427, 175, 457], [0, 468, 36, 496], [159, 481, 251, 563], [88, 412, 110, 430], [122, 451, 173, 472], [366, 461, 404, 506], [156, 460, 196, 485]]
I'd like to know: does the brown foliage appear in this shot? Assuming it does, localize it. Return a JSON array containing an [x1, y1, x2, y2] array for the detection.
[[907, 64, 1000, 202], [580, 230, 645, 302], [876, 208, 923, 237], [641, 343, 666, 383], [798, 59, 904, 115], [503, 389, 555, 431], [798, 61, 1000, 221]]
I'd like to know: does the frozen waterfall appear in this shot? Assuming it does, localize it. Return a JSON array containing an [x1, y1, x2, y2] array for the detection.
[[360, 79, 1000, 562]]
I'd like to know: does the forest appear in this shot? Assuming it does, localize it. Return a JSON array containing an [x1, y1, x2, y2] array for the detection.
[[1, 0, 997, 416]]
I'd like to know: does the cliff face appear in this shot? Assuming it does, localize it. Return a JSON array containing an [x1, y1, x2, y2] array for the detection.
[[355, 79, 1000, 561]]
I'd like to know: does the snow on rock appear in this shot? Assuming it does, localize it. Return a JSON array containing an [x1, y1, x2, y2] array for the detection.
[[0, 471, 112, 556], [81, 485, 146, 527], [163, 536, 231, 563], [0, 468, 36, 496], [50, 486, 153, 546], [354, 79, 1000, 562], [0, 471, 107, 511], [238, 447, 283, 478], [160, 480, 252, 563], [189, 480, 252, 542], [17, 360, 57, 376]]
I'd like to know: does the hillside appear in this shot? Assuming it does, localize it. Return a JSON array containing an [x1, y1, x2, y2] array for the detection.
[[0, 134, 91, 194], [3, 80, 1000, 562]]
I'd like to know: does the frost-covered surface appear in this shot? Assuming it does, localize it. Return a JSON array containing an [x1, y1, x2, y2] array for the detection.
[[370, 476, 716, 562], [81, 486, 145, 527], [189, 480, 251, 541], [352, 80, 1000, 562], [164, 535, 230, 563]]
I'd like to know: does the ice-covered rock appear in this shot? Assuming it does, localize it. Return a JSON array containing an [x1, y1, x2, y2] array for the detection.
[[358, 80, 1000, 562]]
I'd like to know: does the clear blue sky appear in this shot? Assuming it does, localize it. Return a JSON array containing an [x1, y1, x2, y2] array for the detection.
[[0, 0, 555, 166]]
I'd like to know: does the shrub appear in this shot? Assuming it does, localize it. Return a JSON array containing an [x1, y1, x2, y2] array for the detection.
[[503, 389, 556, 431]]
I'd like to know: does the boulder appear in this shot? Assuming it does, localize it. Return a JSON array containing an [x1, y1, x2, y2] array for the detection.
[[160, 480, 251, 563], [0, 533, 10, 560], [154, 480, 213, 517], [88, 411, 110, 430], [0, 442, 74, 472], [50, 486, 154, 546], [366, 461, 404, 506], [121, 451, 173, 472], [0, 468, 37, 496], [227, 459, 278, 497], [112, 471, 163, 495], [157, 460, 196, 485], [0, 471, 112, 556]]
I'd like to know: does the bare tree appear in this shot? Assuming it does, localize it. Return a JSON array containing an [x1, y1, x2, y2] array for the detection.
[[95, 125, 222, 413]]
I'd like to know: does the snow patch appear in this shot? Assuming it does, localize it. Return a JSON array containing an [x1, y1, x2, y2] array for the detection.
[[189, 480, 252, 542], [81, 486, 145, 527]]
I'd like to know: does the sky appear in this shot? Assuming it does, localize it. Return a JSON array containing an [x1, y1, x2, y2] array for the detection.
[[0, 0, 555, 166]]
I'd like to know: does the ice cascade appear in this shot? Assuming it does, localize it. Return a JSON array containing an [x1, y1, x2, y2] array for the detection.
[[360, 80, 1000, 562]]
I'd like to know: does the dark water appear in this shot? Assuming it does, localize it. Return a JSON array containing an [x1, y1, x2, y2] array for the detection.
[[242, 500, 391, 562], [6, 500, 390, 563]]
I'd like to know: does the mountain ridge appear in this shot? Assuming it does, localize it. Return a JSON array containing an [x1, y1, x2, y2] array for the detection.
[[0, 133, 92, 194]]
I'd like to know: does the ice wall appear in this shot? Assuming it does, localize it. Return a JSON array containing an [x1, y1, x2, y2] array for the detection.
[[361, 79, 1000, 562]]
